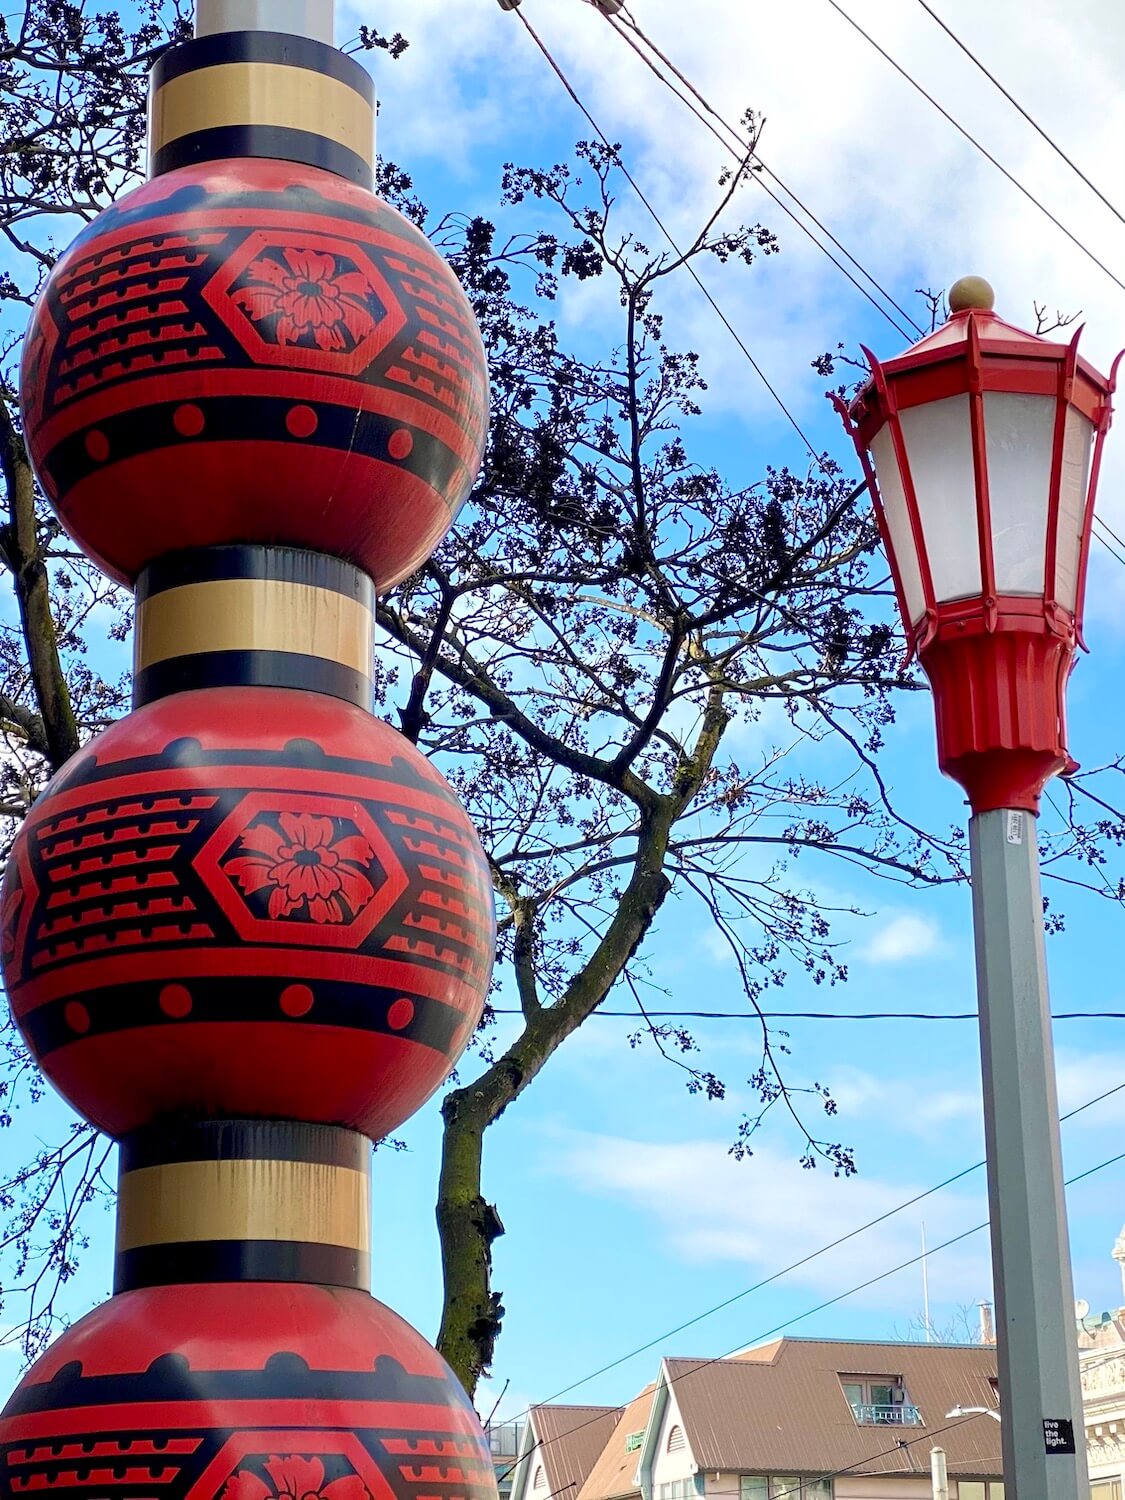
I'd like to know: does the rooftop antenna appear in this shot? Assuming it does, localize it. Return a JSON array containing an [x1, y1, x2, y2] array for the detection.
[[922, 1222, 933, 1341]]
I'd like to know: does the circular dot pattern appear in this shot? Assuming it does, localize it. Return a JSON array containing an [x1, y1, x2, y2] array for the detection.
[[173, 404, 205, 438], [285, 405, 318, 439], [280, 983, 314, 1017], [65, 1001, 90, 1035], [159, 984, 192, 1018], [387, 998, 415, 1031]]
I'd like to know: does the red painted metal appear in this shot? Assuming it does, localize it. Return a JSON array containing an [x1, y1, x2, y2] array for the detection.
[[0, 687, 494, 1139], [0, 1282, 496, 1500], [19, 158, 489, 592], [837, 304, 1119, 814]]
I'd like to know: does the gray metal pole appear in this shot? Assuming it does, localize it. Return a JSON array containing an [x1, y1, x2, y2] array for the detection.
[[970, 808, 1087, 1500], [194, 0, 334, 43]]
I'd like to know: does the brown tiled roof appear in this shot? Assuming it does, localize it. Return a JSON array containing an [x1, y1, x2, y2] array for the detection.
[[576, 1386, 656, 1500], [664, 1340, 1001, 1480], [531, 1404, 624, 1500]]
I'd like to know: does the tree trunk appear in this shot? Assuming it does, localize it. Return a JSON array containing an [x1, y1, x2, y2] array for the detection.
[[435, 1092, 504, 1392], [0, 404, 78, 771], [434, 813, 676, 1396]]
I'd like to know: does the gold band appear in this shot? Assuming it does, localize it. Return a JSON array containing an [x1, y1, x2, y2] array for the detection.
[[134, 575, 374, 676], [116, 1157, 371, 1254], [149, 60, 375, 171]]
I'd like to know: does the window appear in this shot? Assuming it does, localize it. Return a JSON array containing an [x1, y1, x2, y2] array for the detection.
[[658, 1481, 697, 1500], [957, 1485, 1004, 1500], [740, 1479, 831, 1500], [1092, 1484, 1121, 1500], [839, 1376, 921, 1426], [667, 1426, 686, 1454], [624, 1432, 644, 1454]]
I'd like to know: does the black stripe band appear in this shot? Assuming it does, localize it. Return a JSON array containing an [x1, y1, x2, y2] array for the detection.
[[46, 398, 459, 514], [120, 1119, 368, 1172], [133, 650, 371, 709], [2, 1354, 468, 1418], [137, 545, 374, 605], [21, 975, 465, 1060], [152, 30, 375, 100], [114, 1240, 370, 1293], [151, 125, 372, 187]]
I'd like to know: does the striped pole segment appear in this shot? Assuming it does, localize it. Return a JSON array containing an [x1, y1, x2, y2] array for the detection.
[[150, 27, 374, 185], [132, 545, 375, 709], [114, 1118, 371, 1292]]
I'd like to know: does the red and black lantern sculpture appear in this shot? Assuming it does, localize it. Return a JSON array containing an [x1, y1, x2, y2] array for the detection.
[[0, 9, 499, 1500]]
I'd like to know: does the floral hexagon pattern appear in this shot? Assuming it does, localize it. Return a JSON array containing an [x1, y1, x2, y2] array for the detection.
[[231, 247, 385, 355], [222, 810, 381, 926], [221, 1454, 371, 1500]]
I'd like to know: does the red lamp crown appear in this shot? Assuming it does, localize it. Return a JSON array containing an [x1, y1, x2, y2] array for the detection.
[[834, 275, 1121, 814]]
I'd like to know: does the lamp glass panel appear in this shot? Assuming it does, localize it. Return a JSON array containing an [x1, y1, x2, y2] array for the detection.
[[1053, 405, 1094, 612], [983, 392, 1054, 594], [898, 394, 980, 604], [870, 425, 926, 625]]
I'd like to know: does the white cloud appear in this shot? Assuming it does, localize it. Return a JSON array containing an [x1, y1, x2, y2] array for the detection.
[[549, 1127, 990, 1314], [858, 911, 945, 963], [828, 1066, 980, 1134]]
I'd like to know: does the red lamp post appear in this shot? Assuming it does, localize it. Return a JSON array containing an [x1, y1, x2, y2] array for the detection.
[[835, 276, 1121, 1500], [834, 274, 1119, 815]]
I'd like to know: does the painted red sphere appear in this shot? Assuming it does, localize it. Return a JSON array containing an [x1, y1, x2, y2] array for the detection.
[[0, 1282, 498, 1500], [0, 688, 494, 1139], [19, 158, 488, 590]]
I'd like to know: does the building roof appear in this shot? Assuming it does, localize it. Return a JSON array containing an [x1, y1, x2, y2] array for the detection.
[[662, 1339, 1001, 1480], [530, 1404, 624, 1500], [577, 1385, 656, 1500]]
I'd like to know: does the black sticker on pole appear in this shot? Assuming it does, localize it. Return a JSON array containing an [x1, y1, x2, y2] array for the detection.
[[1043, 1418, 1076, 1454]]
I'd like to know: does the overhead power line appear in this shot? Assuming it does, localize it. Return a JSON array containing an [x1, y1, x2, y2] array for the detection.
[[497, 1129, 1125, 1478], [911, 0, 1125, 231], [825, 0, 1125, 299], [602, 10, 923, 339], [509, 7, 830, 468], [491, 1008, 1125, 1022], [492, 1079, 1125, 1444]]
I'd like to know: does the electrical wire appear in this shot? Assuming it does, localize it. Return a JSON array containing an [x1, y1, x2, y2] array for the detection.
[[825, 0, 1125, 299], [491, 1008, 1125, 1022], [1093, 517, 1125, 571], [509, 7, 829, 469], [911, 0, 1125, 231], [600, 11, 921, 340], [490, 1079, 1125, 1447], [524, 1408, 998, 1500], [497, 1131, 1125, 1481], [1095, 514, 1125, 556], [597, 5, 1125, 582]]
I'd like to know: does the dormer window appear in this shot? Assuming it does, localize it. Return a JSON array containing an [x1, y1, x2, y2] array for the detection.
[[840, 1376, 922, 1426]]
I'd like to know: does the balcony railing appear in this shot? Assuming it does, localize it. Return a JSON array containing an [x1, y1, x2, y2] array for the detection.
[[487, 1424, 524, 1456], [850, 1403, 922, 1426]]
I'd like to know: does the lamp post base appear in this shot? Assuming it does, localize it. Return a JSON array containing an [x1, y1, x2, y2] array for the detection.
[[970, 808, 1086, 1500]]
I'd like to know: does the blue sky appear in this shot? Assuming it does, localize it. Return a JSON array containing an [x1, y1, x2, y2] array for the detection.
[[7, 0, 1125, 1435]]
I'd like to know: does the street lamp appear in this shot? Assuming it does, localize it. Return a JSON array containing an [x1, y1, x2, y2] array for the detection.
[[947, 1406, 1004, 1425], [834, 276, 1120, 1500]]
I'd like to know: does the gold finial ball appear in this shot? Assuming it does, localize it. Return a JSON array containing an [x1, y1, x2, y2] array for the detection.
[[948, 275, 996, 313]]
